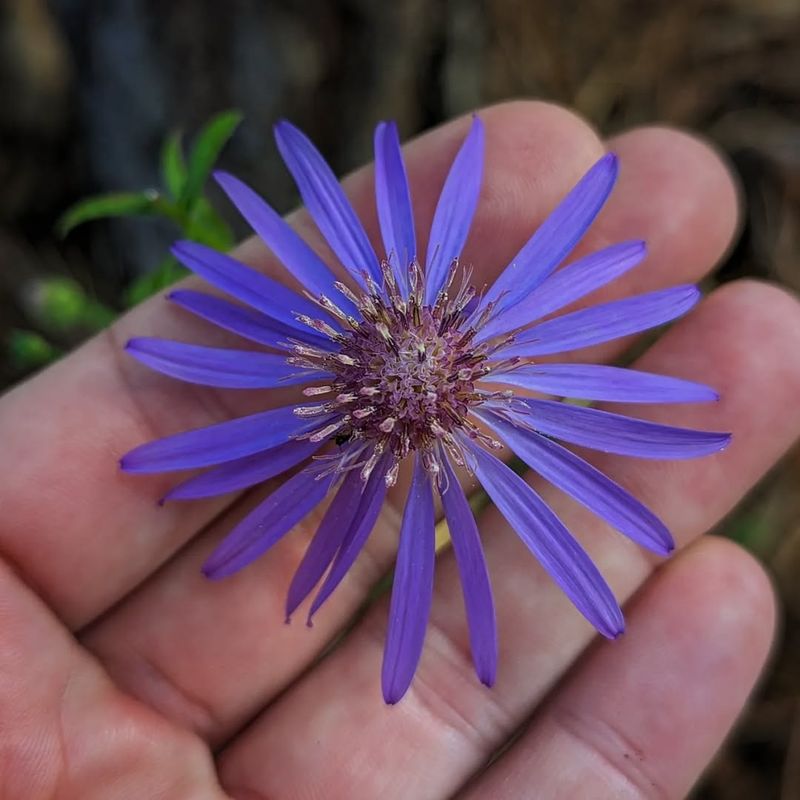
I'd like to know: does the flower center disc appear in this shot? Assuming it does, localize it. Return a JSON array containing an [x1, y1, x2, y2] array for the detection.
[[336, 300, 483, 457]]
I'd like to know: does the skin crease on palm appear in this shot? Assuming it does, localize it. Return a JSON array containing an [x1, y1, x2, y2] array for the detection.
[[1, 100, 799, 800]]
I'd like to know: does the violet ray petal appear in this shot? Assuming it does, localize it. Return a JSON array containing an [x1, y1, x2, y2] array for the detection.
[[163, 438, 324, 502], [307, 457, 390, 622], [213, 170, 356, 315], [120, 404, 334, 473], [125, 337, 330, 390], [382, 456, 436, 703], [168, 289, 327, 351], [424, 116, 484, 305], [467, 441, 624, 638], [374, 121, 415, 297], [477, 240, 646, 342], [496, 285, 701, 359], [483, 413, 674, 555], [481, 153, 618, 316], [285, 466, 364, 619], [484, 363, 718, 404], [439, 455, 497, 686], [171, 240, 334, 333], [508, 398, 731, 458], [202, 464, 335, 579], [274, 120, 381, 286]]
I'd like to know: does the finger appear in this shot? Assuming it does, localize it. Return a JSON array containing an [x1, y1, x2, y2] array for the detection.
[[0, 556, 225, 799], [0, 101, 595, 627], [460, 537, 775, 800], [82, 120, 738, 745], [214, 281, 800, 800]]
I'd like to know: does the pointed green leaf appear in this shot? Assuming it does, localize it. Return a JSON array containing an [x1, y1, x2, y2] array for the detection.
[[186, 196, 235, 250], [182, 109, 243, 203], [57, 190, 159, 237], [161, 131, 187, 200]]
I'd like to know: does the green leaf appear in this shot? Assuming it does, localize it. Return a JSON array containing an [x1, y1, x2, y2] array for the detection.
[[25, 276, 117, 334], [7, 329, 61, 370], [28, 276, 88, 331], [124, 255, 188, 307], [186, 196, 235, 250], [57, 190, 159, 237], [161, 131, 187, 201], [182, 109, 243, 203]]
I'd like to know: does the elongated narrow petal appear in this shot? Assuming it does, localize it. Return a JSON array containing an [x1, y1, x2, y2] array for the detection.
[[171, 240, 331, 332], [125, 337, 329, 389], [497, 285, 701, 359], [424, 116, 484, 305], [484, 413, 673, 555], [169, 289, 310, 351], [202, 465, 335, 579], [382, 457, 435, 703], [439, 456, 497, 686], [468, 442, 624, 638], [307, 457, 389, 622], [120, 404, 332, 473], [485, 363, 718, 404], [510, 398, 731, 458], [477, 240, 646, 342], [481, 153, 618, 316], [213, 170, 353, 313], [285, 468, 364, 619], [163, 438, 323, 502], [274, 120, 381, 286], [374, 121, 415, 296]]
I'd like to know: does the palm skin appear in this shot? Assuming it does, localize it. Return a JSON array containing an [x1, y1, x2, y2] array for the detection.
[[1, 101, 798, 800]]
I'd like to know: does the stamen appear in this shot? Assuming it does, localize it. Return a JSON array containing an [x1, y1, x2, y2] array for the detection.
[[310, 416, 350, 443], [293, 404, 332, 417], [309, 258, 495, 480]]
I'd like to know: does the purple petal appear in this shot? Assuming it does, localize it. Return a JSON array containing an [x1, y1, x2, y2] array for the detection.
[[169, 289, 313, 351], [125, 337, 329, 389], [424, 116, 484, 305], [202, 464, 335, 579], [213, 170, 353, 312], [439, 456, 497, 686], [382, 457, 435, 704], [307, 456, 389, 622], [163, 438, 323, 502], [171, 240, 331, 334], [477, 240, 646, 342], [509, 398, 731, 459], [467, 441, 624, 638], [483, 413, 673, 555], [497, 285, 701, 359], [274, 120, 380, 286], [480, 153, 618, 317], [120, 404, 333, 473], [374, 121, 415, 296], [485, 363, 718, 404], [285, 467, 364, 619]]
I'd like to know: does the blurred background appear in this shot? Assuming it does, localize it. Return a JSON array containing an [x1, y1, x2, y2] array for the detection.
[[1, 1, 799, 796]]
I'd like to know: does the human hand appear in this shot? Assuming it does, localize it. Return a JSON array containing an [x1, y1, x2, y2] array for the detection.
[[1, 101, 799, 799]]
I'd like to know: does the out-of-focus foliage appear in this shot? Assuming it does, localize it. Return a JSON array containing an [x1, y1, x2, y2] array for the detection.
[[10, 110, 241, 370]]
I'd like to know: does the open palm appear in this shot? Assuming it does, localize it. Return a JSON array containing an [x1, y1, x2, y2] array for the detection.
[[2, 101, 799, 800]]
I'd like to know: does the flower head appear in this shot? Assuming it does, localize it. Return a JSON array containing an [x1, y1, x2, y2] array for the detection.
[[121, 116, 730, 703]]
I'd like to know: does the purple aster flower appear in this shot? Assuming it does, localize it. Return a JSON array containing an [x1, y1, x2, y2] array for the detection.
[[121, 116, 730, 704]]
